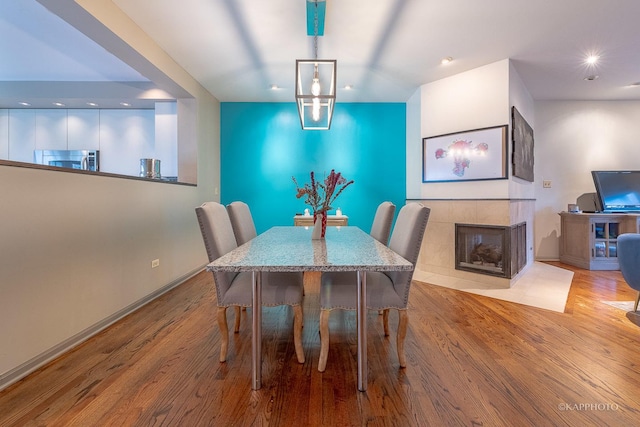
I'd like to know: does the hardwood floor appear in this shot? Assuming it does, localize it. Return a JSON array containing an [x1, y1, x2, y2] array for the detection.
[[1, 262, 639, 426]]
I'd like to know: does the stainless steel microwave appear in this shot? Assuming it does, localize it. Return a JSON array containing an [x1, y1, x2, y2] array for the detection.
[[33, 150, 100, 172]]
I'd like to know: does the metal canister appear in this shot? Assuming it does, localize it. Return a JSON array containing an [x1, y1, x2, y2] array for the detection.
[[140, 158, 161, 178]]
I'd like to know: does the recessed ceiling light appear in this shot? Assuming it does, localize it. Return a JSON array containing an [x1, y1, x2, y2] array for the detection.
[[441, 56, 453, 65], [584, 75, 599, 81], [18, 101, 31, 106], [344, 85, 353, 90], [52, 102, 65, 107], [586, 55, 599, 65], [629, 82, 640, 87], [86, 102, 98, 107], [270, 84, 279, 90], [120, 102, 131, 107]]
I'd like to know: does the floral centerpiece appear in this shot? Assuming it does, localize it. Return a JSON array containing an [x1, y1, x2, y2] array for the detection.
[[293, 169, 354, 238]]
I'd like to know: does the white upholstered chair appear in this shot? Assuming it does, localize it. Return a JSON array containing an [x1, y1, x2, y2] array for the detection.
[[195, 202, 305, 363], [369, 201, 396, 315], [318, 202, 430, 371], [227, 201, 260, 305], [227, 201, 258, 246], [369, 201, 396, 245]]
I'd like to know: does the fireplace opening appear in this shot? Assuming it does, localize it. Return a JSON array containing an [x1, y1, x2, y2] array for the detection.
[[455, 222, 526, 278]]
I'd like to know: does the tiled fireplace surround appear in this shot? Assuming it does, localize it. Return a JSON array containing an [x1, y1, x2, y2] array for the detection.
[[413, 199, 535, 288]]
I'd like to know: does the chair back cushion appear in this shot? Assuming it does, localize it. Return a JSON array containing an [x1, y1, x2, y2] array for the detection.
[[617, 233, 640, 291], [227, 201, 258, 245], [370, 201, 396, 245], [387, 203, 430, 306], [195, 202, 239, 299]]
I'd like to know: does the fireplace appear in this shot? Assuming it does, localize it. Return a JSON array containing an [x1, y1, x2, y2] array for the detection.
[[455, 222, 527, 278]]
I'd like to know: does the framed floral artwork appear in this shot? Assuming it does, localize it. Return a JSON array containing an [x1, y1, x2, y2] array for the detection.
[[422, 125, 508, 182]]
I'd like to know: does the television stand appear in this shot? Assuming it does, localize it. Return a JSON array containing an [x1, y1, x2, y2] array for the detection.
[[559, 212, 640, 270]]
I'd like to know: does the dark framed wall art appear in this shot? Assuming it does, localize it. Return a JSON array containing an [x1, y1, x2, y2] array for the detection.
[[422, 125, 508, 183], [511, 106, 534, 182]]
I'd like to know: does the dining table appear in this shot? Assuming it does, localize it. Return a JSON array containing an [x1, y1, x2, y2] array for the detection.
[[206, 225, 413, 391]]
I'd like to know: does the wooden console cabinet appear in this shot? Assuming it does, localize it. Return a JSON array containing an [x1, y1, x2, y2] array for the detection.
[[293, 214, 348, 227], [559, 212, 640, 270]]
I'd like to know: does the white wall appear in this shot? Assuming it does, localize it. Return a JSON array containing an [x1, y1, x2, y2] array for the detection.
[[99, 109, 155, 175], [8, 109, 36, 162], [67, 109, 100, 150], [155, 102, 178, 178], [408, 59, 537, 201], [406, 89, 421, 198], [534, 100, 640, 260], [35, 109, 67, 151], [508, 61, 536, 200], [0, 1, 219, 388], [408, 59, 511, 200]]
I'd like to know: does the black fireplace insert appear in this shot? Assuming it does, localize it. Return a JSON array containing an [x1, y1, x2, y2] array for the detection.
[[455, 222, 526, 278]]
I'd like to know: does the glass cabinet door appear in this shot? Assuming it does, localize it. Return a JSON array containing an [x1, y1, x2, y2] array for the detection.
[[593, 221, 619, 259]]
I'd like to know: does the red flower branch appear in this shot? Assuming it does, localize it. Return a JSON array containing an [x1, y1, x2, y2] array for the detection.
[[293, 169, 354, 215]]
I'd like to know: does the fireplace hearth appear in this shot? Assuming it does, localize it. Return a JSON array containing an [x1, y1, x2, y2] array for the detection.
[[455, 222, 526, 278]]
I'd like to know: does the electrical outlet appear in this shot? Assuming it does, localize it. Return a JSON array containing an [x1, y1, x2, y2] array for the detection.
[[543, 180, 552, 188], [151, 259, 160, 268]]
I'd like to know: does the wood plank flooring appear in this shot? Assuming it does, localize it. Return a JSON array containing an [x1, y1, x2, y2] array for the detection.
[[1, 262, 639, 426]]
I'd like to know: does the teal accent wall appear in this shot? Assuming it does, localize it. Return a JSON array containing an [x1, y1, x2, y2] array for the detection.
[[220, 102, 406, 233]]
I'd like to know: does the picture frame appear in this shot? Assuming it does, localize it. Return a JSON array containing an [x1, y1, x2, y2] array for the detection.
[[511, 106, 534, 182], [422, 125, 508, 183]]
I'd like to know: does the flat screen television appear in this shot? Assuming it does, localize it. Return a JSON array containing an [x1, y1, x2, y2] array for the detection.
[[591, 170, 640, 212]]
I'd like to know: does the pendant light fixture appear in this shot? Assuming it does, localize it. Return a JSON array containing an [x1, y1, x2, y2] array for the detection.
[[295, 0, 336, 130]]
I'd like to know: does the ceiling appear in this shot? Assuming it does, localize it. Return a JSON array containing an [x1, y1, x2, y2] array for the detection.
[[0, 0, 166, 108], [3, 0, 640, 108]]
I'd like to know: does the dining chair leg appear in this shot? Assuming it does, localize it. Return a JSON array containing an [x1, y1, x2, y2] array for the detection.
[[234, 306, 242, 333], [382, 309, 390, 336], [217, 306, 229, 362], [293, 305, 305, 363], [397, 309, 408, 368], [318, 309, 330, 372], [634, 292, 640, 312]]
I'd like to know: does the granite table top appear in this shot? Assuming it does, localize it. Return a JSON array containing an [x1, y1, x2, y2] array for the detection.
[[206, 226, 413, 273]]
